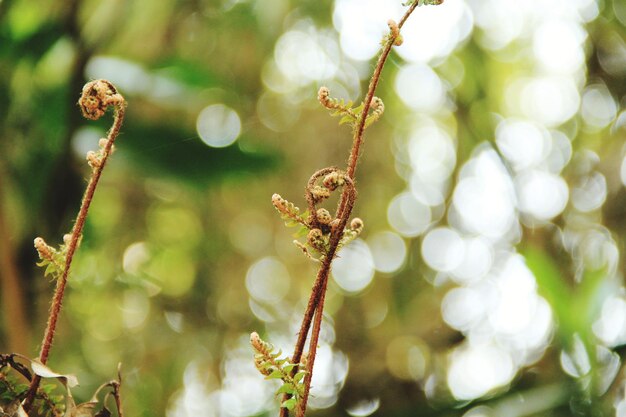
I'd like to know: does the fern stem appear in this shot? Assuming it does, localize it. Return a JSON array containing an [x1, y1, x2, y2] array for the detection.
[[281, 3, 421, 416], [23, 82, 125, 412]]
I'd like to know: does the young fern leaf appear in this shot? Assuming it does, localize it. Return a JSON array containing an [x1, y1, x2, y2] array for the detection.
[[338, 217, 364, 250], [250, 333, 306, 410], [272, 194, 308, 227]]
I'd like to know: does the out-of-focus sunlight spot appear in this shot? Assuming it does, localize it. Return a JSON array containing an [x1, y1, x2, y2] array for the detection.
[[532, 20, 586, 74], [408, 126, 456, 184], [496, 119, 550, 171], [248, 298, 286, 323], [503, 297, 553, 362], [274, 24, 339, 85], [581, 83, 618, 130], [442, 287, 488, 331], [72, 126, 104, 160], [367, 231, 406, 273], [387, 192, 431, 237], [518, 76, 580, 127], [85, 56, 150, 94], [598, 32, 626, 77], [410, 174, 446, 206], [469, 0, 525, 50], [309, 346, 349, 409], [451, 237, 493, 284], [333, 0, 471, 63], [229, 211, 272, 256], [489, 255, 537, 335], [177, 337, 275, 417], [395, 64, 445, 113], [261, 60, 292, 94], [447, 342, 515, 400], [516, 170, 568, 221], [596, 346, 621, 395], [365, 299, 388, 328], [245, 257, 290, 303], [594, 296, 626, 346], [397, 0, 473, 64], [346, 398, 381, 417], [257, 91, 300, 132], [196, 104, 241, 148], [560, 334, 590, 378], [165, 311, 184, 333], [545, 130, 572, 173], [578, 229, 619, 273], [123, 242, 150, 275], [84, 299, 123, 341], [453, 149, 517, 239], [422, 227, 465, 272], [620, 155, 626, 187], [332, 239, 375, 293], [386, 336, 430, 380], [147, 249, 197, 297], [333, 0, 402, 61], [167, 360, 219, 417], [121, 289, 150, 330], [571, 171, 607, 212]]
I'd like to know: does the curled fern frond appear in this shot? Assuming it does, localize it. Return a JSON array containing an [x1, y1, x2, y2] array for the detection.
[[318, 87, 359, 126], [272, 194, 308, 227]]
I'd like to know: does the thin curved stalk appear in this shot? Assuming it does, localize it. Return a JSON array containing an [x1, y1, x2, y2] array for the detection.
[[281, 3, 423, 416], [23, 80, 126, 412]]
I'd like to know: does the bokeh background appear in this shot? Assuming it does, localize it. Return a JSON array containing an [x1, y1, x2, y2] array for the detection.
[[1, 0, 626, 416]]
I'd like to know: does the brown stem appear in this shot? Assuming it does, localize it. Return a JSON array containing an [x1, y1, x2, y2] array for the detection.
[[280, 3, 421, 416], [113, 382, 124, 417], [23, 82, 125, 412]]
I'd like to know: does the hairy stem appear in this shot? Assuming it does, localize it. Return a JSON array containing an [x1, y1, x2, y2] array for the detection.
[[281, 3, 421, 416], [23, 81, 125, 412]]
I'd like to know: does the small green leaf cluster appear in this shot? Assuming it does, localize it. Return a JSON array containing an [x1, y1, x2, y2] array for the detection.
[[250, 333, 306, 411], [34, 236, 70, 279], [317, 87, 384, 130]]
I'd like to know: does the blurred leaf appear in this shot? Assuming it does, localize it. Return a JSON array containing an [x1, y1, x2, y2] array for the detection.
[[121, 122, 279, 188]]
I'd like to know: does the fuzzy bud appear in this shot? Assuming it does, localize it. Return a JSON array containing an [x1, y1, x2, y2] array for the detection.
[[388, 20, 403, 46], [34, 237, 54, 261], [271, 193, 285, 210], [307, 228, 325, 251], [318, 86, 331, 107], [371, 97, 384, 114], [63, 234, 72, 246], [316, 208, 332, 225], [350, 218, 364, 233], [99, 138, 109, 148], [322, 171, 345, 191], [86, 151, 102, 168], [311, 185, 331, 202], [250, 332, 264, 352]]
